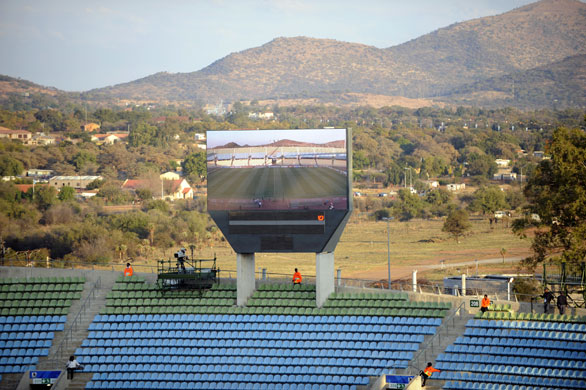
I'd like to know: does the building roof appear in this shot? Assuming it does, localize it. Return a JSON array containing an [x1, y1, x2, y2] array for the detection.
[[49, 176, 102, 181], [0, 127, 32, 135]]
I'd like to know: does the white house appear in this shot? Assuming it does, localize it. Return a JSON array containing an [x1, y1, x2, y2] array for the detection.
[[160, 171, 181, 180], [446, 183, 466, 192]]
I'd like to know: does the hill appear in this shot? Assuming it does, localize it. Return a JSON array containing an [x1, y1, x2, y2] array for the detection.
[[2, 0, 585, 110]]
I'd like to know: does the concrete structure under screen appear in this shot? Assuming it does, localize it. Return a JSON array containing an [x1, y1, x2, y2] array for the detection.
[[236, 253, 256, 306], [316, 252, 335, 307]]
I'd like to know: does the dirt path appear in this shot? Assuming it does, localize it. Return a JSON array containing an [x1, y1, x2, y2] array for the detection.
[[346, 255, 528, 281]]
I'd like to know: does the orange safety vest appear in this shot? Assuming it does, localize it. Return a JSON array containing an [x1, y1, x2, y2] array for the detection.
[[481, 297, 491, 308], [423, 366, 440, 377], [292, 272, 302, 284], [124, 266, 133, 277]]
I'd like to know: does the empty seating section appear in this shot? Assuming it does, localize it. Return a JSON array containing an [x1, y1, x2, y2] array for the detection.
[[435, 318, 586, 389], [0, 276, 85, 373], [101, 277, 237, 315], [81, 281, 447, 389], [323, 291, 450, 317], [0, 276, 84, 316], [475, 309, 586, 323]]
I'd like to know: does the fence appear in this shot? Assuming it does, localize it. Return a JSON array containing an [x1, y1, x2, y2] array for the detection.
[[37, 276, 102, 369]]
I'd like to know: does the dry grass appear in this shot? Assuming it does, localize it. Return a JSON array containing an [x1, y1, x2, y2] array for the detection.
[[187, 215, 532, 281]]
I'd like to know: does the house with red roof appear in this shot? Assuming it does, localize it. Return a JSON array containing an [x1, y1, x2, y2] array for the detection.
[[121, 178, 194, 200], [0, 126, 33, 144]]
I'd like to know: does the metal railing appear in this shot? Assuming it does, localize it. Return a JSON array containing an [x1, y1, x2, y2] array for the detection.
[[37, 276, 102, 368], [406, 301, 466, 376]]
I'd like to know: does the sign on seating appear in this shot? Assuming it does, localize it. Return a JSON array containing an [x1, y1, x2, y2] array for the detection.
[[469, 299, 480, 308]]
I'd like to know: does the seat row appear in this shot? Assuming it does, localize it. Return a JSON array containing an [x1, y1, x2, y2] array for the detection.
[[85, 330, 423, 345], [0, 307, 69, 316], [0, 283, 83, 293], [0, 292, 81, 301], [0, 276, 85, 285], [435, 362, 586, 379], [436, 371, 586, 389], [87, 372, 370, 386], [0, 299, 73, 309], [0, 323, 64, 332], [0, 315, 66, 324], [0, 356, 39, 366], [0, 339, 52, 349], [0, 331, 54, 340], [247, 298, 315, 308], [475, 310, 586, 323], [453, 336, 585, 351], [87, 380, 358, 390], [437, 352, 586, 370], [328, 292, 408, 301], [98, 305, 446, 317], [87, 327, 434, 340], [444, 381, 578, 390], [79, 339, 420, 352], [257, 284, 315, 292], [105, 298, 235, 307], [464, 327, 586, 341], [79, 360, 396, 374], [254, 291, 316, 299], [446, 345, 585, 361], [92, 313, 442, 326], [88, 321, 433, 334], [77, 348, 406, 362], [0, 348, 49, 357], [323, 300, 450, 310], [466, 319, 586, 332], [107, 290, 236, 299], [0, 364, 36, 373], [450, 339, 586, 355]]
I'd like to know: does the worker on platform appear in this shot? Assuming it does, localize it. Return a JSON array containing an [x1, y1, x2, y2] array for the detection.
[[124, 262, 133, 277], [480, 294, 491, 313], [292, 268, 302, 285], [420, 362, 441, 387]]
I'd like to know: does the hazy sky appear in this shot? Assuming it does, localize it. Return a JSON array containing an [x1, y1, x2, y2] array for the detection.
[[207, 129, 345, 149], [0, 0, 537, 92]]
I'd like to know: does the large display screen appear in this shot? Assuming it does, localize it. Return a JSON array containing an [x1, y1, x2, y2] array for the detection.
[[207, 128, 352, 253], [207, 128, 348, 211]]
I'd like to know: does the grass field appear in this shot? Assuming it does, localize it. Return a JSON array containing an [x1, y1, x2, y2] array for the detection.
[[208, 166, 347, 210], [191, 215, 533, 282]]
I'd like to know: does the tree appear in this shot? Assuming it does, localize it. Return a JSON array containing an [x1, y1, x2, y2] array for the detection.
[[442, 209, 471, 243], [182, 151, 207, 181], [468, 186, 508, 215], [58, 186, 76, 202], [35, 186, 58, 211], [0, 155, 24, 176], [515, 127, 586, 270], [466, 153, 497, 177]]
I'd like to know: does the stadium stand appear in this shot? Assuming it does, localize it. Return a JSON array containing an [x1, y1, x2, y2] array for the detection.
[[433, 314, 586, 390], [78, 278, 449, 389], [0, 276, 85, 374]]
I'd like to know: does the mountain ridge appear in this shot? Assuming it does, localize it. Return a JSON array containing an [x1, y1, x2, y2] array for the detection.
[[1, 0, 585, 109]]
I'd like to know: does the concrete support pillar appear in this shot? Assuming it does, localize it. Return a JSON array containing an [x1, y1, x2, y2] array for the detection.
[[412, 270, 417, 293], [461, 273, 467, 296], [237, 253, 255, 306], [316, 252, 335, 308]]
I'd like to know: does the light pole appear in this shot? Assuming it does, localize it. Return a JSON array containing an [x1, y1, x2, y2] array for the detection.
[[382, 217, 393, 289]]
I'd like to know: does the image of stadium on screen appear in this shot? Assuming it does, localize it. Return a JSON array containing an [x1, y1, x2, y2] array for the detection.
[[207, 129, 348, 211]]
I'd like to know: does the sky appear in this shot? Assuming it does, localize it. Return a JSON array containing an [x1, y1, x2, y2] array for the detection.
[[0, 0, 538, 92], [207, 129, 345, 148]]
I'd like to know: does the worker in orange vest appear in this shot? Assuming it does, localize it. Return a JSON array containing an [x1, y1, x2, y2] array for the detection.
[[292, 268, 302, 285], [480, 294, 491, 313], [124, 262, 133, 277], [420, 362, 440, 387]]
